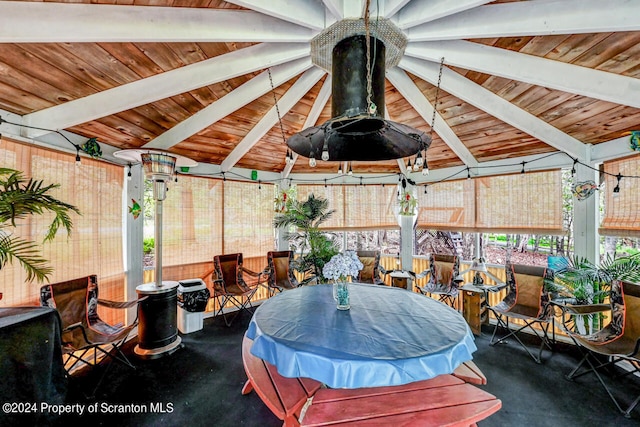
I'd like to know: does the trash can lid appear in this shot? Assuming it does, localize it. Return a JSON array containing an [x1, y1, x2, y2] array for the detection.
[[178, 278, 206, 292]]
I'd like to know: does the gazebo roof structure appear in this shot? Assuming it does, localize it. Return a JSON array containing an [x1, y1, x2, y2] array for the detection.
[[0, 0, 639, 183]]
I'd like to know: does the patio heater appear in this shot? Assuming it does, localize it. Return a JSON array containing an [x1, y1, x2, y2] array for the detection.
[[114, 149, 197, 359]]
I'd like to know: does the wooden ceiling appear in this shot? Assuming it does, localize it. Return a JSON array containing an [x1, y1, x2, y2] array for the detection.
[[0, 0, 639, 180]]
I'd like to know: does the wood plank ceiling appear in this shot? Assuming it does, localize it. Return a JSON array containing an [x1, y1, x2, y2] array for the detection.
[[0, 0, 639, 179]]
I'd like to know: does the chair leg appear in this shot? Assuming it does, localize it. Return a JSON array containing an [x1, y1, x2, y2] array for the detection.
[[565, 346, 640, 418], [489, 313, 551, 364]]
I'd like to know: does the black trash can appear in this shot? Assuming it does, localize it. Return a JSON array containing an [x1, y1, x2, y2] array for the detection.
[[177, 279, 210, 334]]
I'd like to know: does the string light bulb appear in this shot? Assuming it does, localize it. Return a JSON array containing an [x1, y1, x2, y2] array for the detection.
[[613, 173, 622, 196], [321, 142, 329, 161], [406, 158, 412, 171], [414, 151, 423, 168], [521, 161, 526, 174], [337, 164, 343, 175], [467, 168, 471, 180], [127, 164, 132, 181], [75, 148, 81, 167], [308, 152, 316, 167], [571, 158, 577, 176], [422, 159, 430, 176], [348, 163, 353, 176]]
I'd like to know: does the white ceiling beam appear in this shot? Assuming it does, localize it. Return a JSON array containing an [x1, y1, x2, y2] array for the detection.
[[407, 0, 640, 40], [144, 58, 313, 150], [221, 67, 326, 172], [322, 0, 344, 20], [386, 67, 478, 168], [399, 56, 588, 161], [0, 2, 313, 43], [392, 0, 492, 30], [343, 0, 366, 19], [590, 137, 639, 164], [22, 43, 309, 138], [413, 152, 574, 185], [406, 40, 640, 109], [223, 0, 327, 30], [380, 0, 412, 19], [283, 76, 332, 177]]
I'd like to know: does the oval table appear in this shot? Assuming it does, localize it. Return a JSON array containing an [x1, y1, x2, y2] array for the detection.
[[246, 282, 477, 389]]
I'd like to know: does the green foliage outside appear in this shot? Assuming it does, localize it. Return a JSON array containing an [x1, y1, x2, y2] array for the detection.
[[143, 237, 154, 255]]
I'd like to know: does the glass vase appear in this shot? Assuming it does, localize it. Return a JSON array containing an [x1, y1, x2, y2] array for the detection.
[[335, 282, 350, 310]]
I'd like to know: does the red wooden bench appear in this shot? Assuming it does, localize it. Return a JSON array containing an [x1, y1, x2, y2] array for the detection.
[[242, 336, 500, 427], [242, 336, 322, 426]]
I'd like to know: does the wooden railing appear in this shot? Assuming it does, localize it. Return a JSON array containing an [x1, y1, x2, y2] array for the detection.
[[142, 254, 569, 339]]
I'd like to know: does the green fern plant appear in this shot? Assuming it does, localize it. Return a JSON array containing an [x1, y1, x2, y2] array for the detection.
[[273, 193, 339, 283], [0, 168, 80, 282]]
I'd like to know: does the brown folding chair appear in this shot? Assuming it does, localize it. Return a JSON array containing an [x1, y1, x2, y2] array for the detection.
[[555, 280, 640, 417], [356, 250, 386, 286], [416, 253, 462, 307], [212, 253, 265, 326], [488, 263, 555, 364], [266, 251, 299, 297], [40, 275, 145, 398]]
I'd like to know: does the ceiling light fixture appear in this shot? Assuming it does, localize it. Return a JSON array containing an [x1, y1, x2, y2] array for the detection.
[[288, 8, 430, 162]]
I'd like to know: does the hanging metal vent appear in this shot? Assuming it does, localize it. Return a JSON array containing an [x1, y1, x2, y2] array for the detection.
[[287, 19, 430, 162]]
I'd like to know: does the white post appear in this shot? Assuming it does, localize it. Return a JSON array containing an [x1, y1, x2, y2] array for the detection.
[[572, 161, 599, 264], [124, 163, 144, 325], [276, 180, 290, 251]]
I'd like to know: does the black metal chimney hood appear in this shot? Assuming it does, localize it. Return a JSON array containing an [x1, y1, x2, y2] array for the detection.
[[287, 22, 431, 162]]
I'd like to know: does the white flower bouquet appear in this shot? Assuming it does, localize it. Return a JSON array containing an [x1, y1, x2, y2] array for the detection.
[[323, 251, 363, 282]]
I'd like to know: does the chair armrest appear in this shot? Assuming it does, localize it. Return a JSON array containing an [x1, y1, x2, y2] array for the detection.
[[242, 266, 266, 279], [98, 296, 148, 309], [63, 321, 83, 332], [554, 302, 611, 316], [414, 269, 430, 280]]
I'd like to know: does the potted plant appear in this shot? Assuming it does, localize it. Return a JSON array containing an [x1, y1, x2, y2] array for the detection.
[[273, 193, 339, 284], [549, 253, 640, 333], [0, 168, 79, 283]]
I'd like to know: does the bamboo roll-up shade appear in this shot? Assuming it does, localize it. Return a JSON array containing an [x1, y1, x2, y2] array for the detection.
[[474, 170, 564, 234], [0, 137, 124, 307], [343, 185, 398, 230], [223, 180, 275, 257], [417, 179, 475, 231], [296, 184, 399, 230], [296, 184, 344, 229], [163, 175, 223, 266], [600, 155, 640, 237]]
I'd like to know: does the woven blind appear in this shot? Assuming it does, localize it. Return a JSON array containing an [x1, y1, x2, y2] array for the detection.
[[417, 179, 475, 230], [0, 137, 124, 306], [417, 170, 563, 234], [475, 170, 564, 234], [296, 185, 344, 229], [297, 184, 399, 230], [163, 175, 223, 266], [600, 155, 640, 237], [223, 180, 275, 256]]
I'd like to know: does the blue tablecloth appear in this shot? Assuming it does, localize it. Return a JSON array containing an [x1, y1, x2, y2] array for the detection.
[[246, 283, 477, 389]]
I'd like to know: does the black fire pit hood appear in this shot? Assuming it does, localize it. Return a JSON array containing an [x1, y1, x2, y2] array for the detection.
[[287, 34, 430, 162]]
